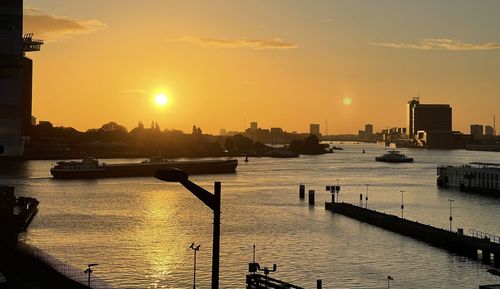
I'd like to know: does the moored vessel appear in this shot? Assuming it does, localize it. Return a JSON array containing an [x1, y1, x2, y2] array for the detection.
[[437, 162, 500, 195], [0, 185, 39, 233], [50, 157, 238, 179], [375, 150, 414, 163]]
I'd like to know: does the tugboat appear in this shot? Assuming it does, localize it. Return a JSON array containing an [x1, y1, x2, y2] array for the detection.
[[375, 150, 414, 163]]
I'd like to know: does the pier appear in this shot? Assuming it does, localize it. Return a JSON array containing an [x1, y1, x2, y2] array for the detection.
[[325, 202, 500, 267]]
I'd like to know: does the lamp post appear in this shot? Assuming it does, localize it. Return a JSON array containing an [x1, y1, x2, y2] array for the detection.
[[365, 184, 369, 209], [400, 190, 405, 218], [190, 243, 201, 289], [84, 263, 98, 288], [155, 168, 221, 289], [387, 276, 393, 289], [448, 199, 454, 232]]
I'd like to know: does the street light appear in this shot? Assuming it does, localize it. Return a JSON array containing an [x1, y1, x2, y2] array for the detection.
[[400, 190, 405, 218], [84, 263, 98, 288], [155, 168, 221, 289], [448, 199, 454, 232], [365, 184, 369, 209], [190, 243, 201, 289], [387, 276, 393, 289]]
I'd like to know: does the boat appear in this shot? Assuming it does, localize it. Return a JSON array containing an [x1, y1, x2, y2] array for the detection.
[[50, 157, 238, 179], [375, 150, 414, 163], [437, 162, 500, 195], [0, 185, 39, 233]]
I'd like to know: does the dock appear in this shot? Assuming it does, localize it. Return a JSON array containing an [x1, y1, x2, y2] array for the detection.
[[325, 202, 500, 267]]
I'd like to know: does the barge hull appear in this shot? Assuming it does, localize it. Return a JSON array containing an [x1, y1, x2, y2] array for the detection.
[[51, 159, 238, 179]]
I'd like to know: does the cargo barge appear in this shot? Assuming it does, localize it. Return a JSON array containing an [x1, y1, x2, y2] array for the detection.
[[437, 162, 500, 195], [50, 157, 238, 179]]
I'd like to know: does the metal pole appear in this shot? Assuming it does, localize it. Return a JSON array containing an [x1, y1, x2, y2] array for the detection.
[[448, 199, 454, 232], [365, 184, 369, 209], [87, 266, 91, 288], [400, 191, 405, 218], [193, 249, 197, 289], [212, 182, 221, 289], [190, 244, 200, 289], [336, 179, 340, 202]]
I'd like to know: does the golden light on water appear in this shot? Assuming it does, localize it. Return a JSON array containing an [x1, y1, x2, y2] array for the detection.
[[343, 97, 353, 106], [154, 93, 168, 107]]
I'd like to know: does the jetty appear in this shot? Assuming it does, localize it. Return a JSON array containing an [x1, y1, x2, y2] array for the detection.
[[325, 202, 500, 267]]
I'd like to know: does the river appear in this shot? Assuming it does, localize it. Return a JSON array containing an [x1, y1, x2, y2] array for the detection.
[[2, 143, 499, 288]]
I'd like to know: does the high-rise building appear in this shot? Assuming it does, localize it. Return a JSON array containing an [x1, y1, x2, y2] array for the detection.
[[250, 122, 258, 131], [407, 97, 452, 138], [219, 129, 227, 136], [365, 124, 373, 138], [270, 127, 283, 136], [470, 124, 484, 140], [309, 124, 320, 136], [414, 105, 452, 133], [485, 125, 494, 137], [407, 97, 420, 138], [0, 0, 42, 157]]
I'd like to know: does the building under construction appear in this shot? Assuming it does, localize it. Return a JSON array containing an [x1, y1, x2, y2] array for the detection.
[[0, 0, 42, 157]]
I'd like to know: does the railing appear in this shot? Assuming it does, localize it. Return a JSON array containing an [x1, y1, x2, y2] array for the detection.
[[469, 228, 500, 244], [22, 33, 43, 52], [18, 243, 112, 289]]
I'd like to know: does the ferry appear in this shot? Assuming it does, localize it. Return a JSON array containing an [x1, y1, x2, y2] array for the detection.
[[437, 162, 500, 194], [375, 150, 414, 163], [50, 157, 238, 179]]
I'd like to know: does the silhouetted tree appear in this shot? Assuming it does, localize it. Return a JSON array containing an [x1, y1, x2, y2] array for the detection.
[[224, 137, 235, 152], [99, 122, 128, 134], [289, 134, 327, 155], [253, 141, 266, 154]]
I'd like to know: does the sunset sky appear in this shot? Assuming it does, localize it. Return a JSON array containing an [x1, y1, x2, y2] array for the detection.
[[25, 0, 500, 134]]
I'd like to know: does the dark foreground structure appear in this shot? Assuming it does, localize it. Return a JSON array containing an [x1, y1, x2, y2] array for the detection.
[[0, 0, 42, 158], [0, 243, 92, 289], [0, 185, 93, 288], [246, 274, 304, 289], [325, 202, 500, 267]]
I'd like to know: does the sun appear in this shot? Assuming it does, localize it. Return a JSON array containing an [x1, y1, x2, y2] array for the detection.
[[155, 93, 168, 106], [343, 97, 353, 106]]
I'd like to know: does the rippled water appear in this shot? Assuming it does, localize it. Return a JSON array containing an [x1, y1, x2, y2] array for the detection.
[[2, 143, 500, 288]]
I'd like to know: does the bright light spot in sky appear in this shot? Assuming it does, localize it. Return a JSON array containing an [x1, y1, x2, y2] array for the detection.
[[343, 97, 353, 106], [155, 93, 168, 106]]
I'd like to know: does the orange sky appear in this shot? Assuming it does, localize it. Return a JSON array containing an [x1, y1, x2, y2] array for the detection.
[[25, 0, 500, 134]]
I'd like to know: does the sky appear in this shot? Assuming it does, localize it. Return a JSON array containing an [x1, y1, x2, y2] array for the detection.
[[24, 0, 500, 134]]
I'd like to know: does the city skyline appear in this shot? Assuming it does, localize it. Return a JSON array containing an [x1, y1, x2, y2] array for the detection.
[[24, 0, 500, 134]]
